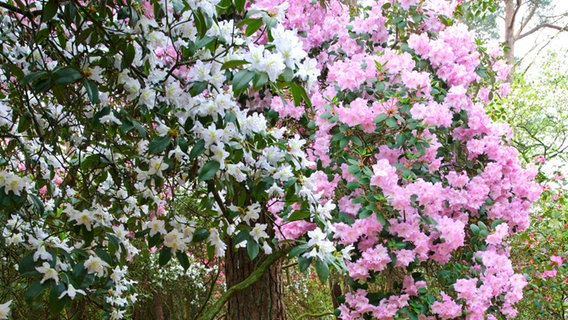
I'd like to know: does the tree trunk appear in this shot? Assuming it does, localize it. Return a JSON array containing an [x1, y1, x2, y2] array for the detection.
[[152, 292, 166, 320], [225, 239, 287, 320], [504, 0, 516, 77]]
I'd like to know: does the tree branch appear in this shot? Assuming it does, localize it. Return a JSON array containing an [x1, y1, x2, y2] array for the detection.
[[0, 1, 41, 18], [516, 23, 568, 40], [297, 311, 336, 319], [510, 0, 523, 29], [515, 0, 540, 38]]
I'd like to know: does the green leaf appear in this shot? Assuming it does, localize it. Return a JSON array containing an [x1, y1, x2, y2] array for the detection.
[[246, 240, 260, 260], [385, 117, 398, 128], [189, 81, 208, 96], [195, 36, 215, 49], [134, 121, 147, 138], [148, 233, 161, 248], [42, 0, 58, 21], [189, 140, 206, 160], [53, 67, 83, 85], [48, 282, 66, 315], [107, 233, 120, 254], [234, 0, 246, 12], [176, 251, 190, 270], [491, 219, 504, 229], [198, 160, 220, 181], [232, 69, 255, 93], [192, 228, 210, 243], [121, 118, 134, 134], [148, 136, 171, 155], [234, 230, 251, 245], [96, 248, 113, 266], [290, 82, 303, 106], [121, 43, 136, 69], [18, 253, 37, 276], [375, 212, 386, 226], [225, 111, 237, 123], [221, 59, 250, 70], [159, 248, 172, 266], [287, 210, 310, 221], [298, 256, 312, 272], [194, 9, 211, 38], [252, 72, 269, 89], [245, 18, 264, 36], [83, 79, 99, 103], [22, 71, 47, 86], [17, 112, 32, 133], [280, 67, 295, 82], [288, 244, 308, 258], [29, 194, 45, 214], [5, 63, 25, 80], [25, 279, 48, 303], [470, 223, 480, 235]]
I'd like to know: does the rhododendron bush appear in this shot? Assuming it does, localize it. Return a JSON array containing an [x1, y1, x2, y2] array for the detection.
[[0, 0, 540, 318]]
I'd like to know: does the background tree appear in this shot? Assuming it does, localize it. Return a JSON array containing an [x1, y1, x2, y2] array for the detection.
[[487, 48, 568, 319]]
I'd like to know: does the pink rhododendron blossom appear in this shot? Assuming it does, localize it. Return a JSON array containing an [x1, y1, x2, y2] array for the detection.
[[431, 292, 462, 319]]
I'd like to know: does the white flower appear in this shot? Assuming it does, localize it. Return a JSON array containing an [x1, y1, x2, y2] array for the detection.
[[341, 245, 354, 261], [33, 246, 53, 262], [110, 308, 126, 319], [296, 58, 320, 89], [83, 65, 104, 83], [246, 45, 286, 82], [163, 229, 188, 253], [208, 228, 226, 257], [110, 266, 127, 283], [262, 241, 273, 254], [0, 300, 12, 320], [250, 223, 269, 242], [146, 218, 167, 237], [243, 203, 261, 225], [264, 52, 286, 82], [210, 145, 229, 170], [247, 44, 266, 71], [2, 172, 27, 196], [84, 255, 109, 277], [316, 200, 336, 221], [99, 112, 122, 126], [201, 123, 225, 148], [271, 24, 307, 68], [304, 227, 335, 260], [273, 164, 294, 182], [68, 209, 94, 231], [36, 262, 59, 284], [58, 283, 86, 300], [288, 134, 306, 157], [139, 87, 157, 109], [227, 163, 247, 182], [0, 101, 13, 127], [266, 183, 284, 197], [147, 157, 169, 177]]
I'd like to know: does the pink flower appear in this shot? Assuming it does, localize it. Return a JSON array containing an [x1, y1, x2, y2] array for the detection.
[[550, 255, 563, 268], [541, 269, 557, 278], [431, 292, 462, 319]]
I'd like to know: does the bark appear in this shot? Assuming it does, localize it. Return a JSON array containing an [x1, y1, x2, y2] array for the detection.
[[224, 239, 287, 320], [504, 0, 517, 76], [152, 292, 166, 320]]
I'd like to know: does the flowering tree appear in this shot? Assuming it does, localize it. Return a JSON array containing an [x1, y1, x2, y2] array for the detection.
[[0, 0, 540, 319]]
